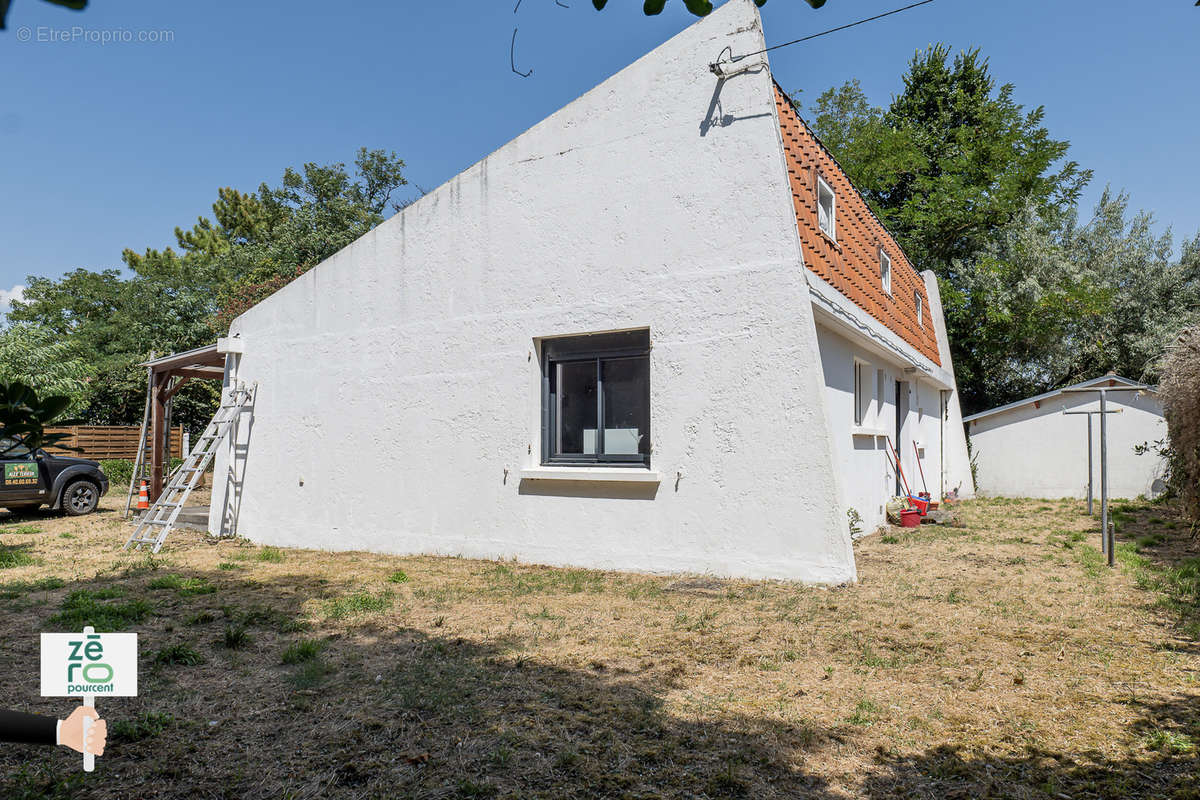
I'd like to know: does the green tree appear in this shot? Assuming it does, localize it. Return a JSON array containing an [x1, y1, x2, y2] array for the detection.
[[1063, 191, 1200, 383], [10, 148, 409, 427], [0, 381, 78, 456], [810, 46, 1090, 274], [0, 323, 91, 414], [803, 46, 1097, 412]]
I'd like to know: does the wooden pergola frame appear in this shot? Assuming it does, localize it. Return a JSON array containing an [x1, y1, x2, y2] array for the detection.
[[142, 345, 225, 502]]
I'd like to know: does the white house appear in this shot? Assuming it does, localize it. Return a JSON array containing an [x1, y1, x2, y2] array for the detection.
[[964, 375, 1167, 500], [209, 0, 972, 582]]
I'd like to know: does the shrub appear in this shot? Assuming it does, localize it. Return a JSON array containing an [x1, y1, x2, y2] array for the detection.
[[1158, 326, 1200, 527], [99, 459, 134, 489]]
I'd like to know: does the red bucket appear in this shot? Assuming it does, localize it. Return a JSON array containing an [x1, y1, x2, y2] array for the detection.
[[907, 495, 929, 514], [899, 509, 922, 528]]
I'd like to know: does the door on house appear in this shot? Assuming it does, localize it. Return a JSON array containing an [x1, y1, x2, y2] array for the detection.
[[892, 381, 902, 494]]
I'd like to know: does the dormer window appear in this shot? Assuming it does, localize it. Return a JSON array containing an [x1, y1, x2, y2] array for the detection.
[[816, 176, 836, 241], [915, 289, 923, 326], [880, 248, 892, 295]]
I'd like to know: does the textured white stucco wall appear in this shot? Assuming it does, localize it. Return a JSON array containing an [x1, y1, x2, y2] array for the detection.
[[210, 0, 857, 583], [814, 323, 950, 530], [969, 392, 1166, 499], [922, 271, 974, 498]]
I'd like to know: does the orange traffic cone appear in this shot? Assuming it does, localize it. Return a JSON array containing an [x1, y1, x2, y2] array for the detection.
[[137, 481, 149, 511]]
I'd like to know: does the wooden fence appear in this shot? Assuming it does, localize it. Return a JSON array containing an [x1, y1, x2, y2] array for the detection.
[[43, 425, 184, 462]]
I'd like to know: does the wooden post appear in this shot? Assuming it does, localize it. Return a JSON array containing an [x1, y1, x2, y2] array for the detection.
[[149, 372, 169, 503]]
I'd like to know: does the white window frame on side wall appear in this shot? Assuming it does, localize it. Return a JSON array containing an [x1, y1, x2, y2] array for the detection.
[[853, 358, 871, 427], [817, 175, 836, 242], [880, 248, 892, 295]]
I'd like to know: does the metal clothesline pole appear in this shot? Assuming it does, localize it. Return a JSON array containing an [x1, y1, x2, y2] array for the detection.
[[1062, 382, 1148, 567], [1063, 407, 1123, 516]]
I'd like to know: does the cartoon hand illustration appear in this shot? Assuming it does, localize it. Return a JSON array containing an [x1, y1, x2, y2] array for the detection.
[[59, 706, 106, 756]]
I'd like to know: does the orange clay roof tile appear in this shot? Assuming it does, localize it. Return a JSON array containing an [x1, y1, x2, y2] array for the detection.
[[773, 84, 941, 366]]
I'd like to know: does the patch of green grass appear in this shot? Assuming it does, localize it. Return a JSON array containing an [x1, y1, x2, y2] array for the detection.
[[3, 524, 42, 535], [0, 576, 65, 600], [880, 534, 900, 544], [946, 589, 966, 604], [222, 624, 252, 649], [1143, 729, 1195, 754], [324, 589, 394, 620], [387, 569, 410, 584], [4, 763, 85, 800], [1135, 533, 1166, 549], [111, 711, 173, 742], [846, 698, 883, 726], [483, 564, 606, 596], [0, 543, 38, 569], [289, 658, 333, 689], [147, 573, 217, 596], [121, 554, 167, 577], [1074, 543, 1108, 580], [281, 638, 325, 664], [526, 606, 564, 623], [860, 646, 904, 669], [58, 532, 75, 540], [185, 611, 215, 626], [455, 779, 499, 798], [217, 561, 244, 570], [255, 546, 285, 563], [152, 642, 205, 666], [50, 589, 150, 631]]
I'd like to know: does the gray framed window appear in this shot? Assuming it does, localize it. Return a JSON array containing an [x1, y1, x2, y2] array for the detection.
[[541, 329, 650, 467]]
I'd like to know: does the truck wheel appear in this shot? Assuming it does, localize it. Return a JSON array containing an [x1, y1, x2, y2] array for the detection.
[[62, 480, 100, 516]]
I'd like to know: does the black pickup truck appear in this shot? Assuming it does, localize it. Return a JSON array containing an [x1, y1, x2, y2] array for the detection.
[[0, 438, 109, 516]]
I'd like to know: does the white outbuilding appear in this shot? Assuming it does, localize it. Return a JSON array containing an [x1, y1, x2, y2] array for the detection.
[[964, 375, 1168, 500], [206, 0, 973, 582]]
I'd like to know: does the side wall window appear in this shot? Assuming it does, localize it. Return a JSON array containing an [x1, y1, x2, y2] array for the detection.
[[817, 176, 836, 241], [542, 329, 651, 467], [853, 359, 870, 426], [880, 248, 892, 295]]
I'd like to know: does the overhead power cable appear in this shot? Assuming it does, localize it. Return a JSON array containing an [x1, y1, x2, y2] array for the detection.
[[730, 0, 935, 63]]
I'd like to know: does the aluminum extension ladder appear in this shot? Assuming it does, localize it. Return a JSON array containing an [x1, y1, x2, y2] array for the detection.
[[124, 383, 255, 553]]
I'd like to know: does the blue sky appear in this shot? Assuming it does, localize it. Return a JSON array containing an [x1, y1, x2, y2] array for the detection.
[[1, 0, 1196, 310]]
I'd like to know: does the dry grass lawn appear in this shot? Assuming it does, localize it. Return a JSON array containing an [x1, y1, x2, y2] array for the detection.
[[0, 494, 1196, 799]]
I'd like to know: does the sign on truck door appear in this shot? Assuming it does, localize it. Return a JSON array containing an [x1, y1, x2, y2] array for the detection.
[[0, 438, 48, 505]]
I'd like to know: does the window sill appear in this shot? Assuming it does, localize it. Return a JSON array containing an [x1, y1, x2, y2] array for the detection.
[[851, 427, 890, 438], [519, 466, 661, 483]]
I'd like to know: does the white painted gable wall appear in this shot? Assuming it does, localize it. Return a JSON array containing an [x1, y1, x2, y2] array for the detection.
[[210, 0, 859, 582]]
